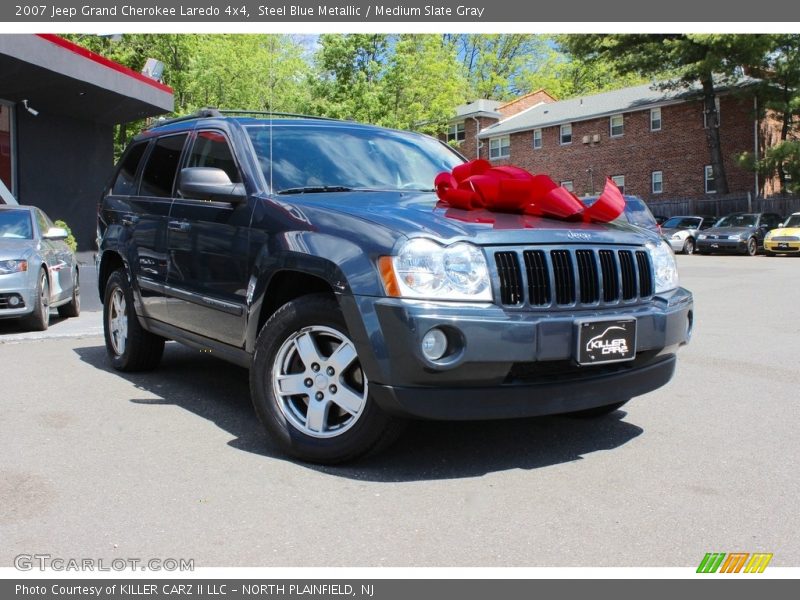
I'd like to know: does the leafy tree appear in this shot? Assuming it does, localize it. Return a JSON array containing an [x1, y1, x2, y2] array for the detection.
[[739, 34, 800, 194], [562, 34, 772, 195]]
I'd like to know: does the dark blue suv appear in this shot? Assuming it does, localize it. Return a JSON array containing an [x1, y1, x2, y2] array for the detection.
[[97, 110, 693, 463]]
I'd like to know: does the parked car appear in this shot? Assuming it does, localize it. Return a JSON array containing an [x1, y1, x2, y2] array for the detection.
[[696, 212, 783, 256], [0, 205, 80, 330], [764, 212, 800, 256], [661, 215, 717, 255], [97, 110, 693, 464], [654, 215, 669, 226]]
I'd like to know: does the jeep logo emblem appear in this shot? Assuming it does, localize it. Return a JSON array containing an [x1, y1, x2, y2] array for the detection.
[[567, 231, 591, 240]]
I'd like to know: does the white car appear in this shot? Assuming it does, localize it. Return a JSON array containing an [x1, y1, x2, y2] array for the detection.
[[661, 215, 717, 255]]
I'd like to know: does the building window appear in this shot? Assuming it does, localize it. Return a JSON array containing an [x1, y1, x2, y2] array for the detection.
[[560, 123, 572, 145], [610, 114, 624, 137], [489, 136, 510, 160], [560, 180, 574, 192], [447, 122, 466, 143], [533, 128, 542, 149], [703, 97, 721, 128], [612, 175, 626, 195], [704, 165, 716, 194], [650, 107, 662, 131], [652, 171, 663, 194]]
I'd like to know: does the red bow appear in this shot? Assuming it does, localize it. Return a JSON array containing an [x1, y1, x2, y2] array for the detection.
[[434, 159, 624, 223]]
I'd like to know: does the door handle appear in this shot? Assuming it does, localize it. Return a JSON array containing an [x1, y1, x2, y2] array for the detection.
[[168, 220, 191, 232]]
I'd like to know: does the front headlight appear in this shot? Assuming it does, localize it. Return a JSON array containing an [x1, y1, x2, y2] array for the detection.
[[764, 231, 773, 240], [383, 239, 492, 301], [0, 259, 28, 275], [648, 240, 679, 294], [698, 234, 707, 240]]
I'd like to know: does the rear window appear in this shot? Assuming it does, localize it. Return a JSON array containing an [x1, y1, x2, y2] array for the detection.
[[112, 142, 148, 195], [0, 209, 33, 239]]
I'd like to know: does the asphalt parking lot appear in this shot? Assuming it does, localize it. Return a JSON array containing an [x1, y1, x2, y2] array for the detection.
[[1, 254, 798, 568]]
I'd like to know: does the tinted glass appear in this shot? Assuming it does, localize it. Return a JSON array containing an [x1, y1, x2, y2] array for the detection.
[[186, 130, 241, 183], [112, 142, 148, 195], [246, 124, 462, 193], [140, 134, 188, 198], [716, 214, 757, 228], [623, 197, 657, 228], [663, 217, 701, 229], [0, 209, 33, 239], [783, 214, 800, 228]]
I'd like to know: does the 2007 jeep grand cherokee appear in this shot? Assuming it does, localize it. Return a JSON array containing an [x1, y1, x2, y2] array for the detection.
[[97, 110, 693, 464]]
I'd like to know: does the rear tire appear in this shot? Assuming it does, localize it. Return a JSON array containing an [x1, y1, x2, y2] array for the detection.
[[682, 237, 695, 255], [23, 268, 50, 331], [57, 268, 81, 318], [103, 269, 165, 371], [250, 294, 404, 464], [746, 237, 758, 256], [566, 400, 629, 418]]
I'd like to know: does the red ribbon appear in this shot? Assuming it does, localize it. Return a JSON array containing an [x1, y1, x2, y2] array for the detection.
[[434, 159, 625, 223]]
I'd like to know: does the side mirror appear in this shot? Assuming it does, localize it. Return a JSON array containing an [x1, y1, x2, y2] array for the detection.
[[43, 227, 69, 241], [178, 167, 246, 204]]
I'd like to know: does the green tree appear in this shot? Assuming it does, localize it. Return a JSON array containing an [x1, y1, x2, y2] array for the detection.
[[740, 34, 800, 194], [562, 34, 772, 195]]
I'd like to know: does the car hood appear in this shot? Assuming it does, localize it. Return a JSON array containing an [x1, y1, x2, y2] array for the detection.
[[702, 226, 755, 236], [291, 191, 659, 247], [0, 239, 36, 260], [769, 226, 800, 237], [662, 227, 693, 237]]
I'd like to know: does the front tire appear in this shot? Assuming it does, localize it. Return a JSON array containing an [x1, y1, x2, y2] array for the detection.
[[250, 294, 403, 464], [57, 268, 81, 318], [23, 268, 50, 331], [103, 269, 165, 371]]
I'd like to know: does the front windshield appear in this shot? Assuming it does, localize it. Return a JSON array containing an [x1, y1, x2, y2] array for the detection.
[[0, 210, 33, 239], [663, 217, 701, 229], [623, 197, 657, 228], [246, 123, 463, 194], [783, 214, 800, 228], [715, 214, 757, 228]]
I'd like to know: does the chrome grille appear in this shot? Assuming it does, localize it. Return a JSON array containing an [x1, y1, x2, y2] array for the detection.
[[493, 247, 654, 308], [771, 235, 800, 242]]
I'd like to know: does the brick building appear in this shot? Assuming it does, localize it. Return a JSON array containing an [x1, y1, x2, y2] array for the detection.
[[444, 81, 774, 202]]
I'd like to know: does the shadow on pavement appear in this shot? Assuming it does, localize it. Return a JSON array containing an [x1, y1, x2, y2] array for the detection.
[[74, 342, 643, 482]]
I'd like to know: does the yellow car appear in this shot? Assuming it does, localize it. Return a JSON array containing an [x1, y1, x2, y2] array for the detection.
[[764, 212, 800, 256]]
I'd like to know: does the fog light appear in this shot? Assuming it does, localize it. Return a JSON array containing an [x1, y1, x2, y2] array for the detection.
[[421, 328, 448, 361], [8, 295, 20, 307]]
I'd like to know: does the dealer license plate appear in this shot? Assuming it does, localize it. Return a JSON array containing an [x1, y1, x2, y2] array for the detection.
[[577, 318, 637, 365]]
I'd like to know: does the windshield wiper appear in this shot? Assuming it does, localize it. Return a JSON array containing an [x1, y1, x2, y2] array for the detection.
[[277, 186, 354, 195]]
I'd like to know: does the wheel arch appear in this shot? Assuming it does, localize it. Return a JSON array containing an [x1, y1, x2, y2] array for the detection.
[[97, 251, 126, 304]]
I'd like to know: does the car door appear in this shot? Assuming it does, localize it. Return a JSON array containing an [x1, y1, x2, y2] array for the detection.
[[165, 128, 253, 347], [121, 134, 188, 324], [34, 208, 72, 303]]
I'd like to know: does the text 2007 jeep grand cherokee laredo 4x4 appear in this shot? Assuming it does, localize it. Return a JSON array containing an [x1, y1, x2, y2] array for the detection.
[[97, 110, 693, 464]]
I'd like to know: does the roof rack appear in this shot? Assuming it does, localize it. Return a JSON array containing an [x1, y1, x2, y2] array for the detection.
[[148, 108, 338, 129], [147, 108, 222, 129]]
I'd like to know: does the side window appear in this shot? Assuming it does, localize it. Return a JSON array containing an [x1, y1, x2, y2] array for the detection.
[[35, 209, 49, 236], [186, 130, 241, 184], [140, 134, 188, 198], [111, 142, 148, 195]]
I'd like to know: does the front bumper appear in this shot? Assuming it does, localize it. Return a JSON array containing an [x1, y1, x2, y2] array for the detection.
[[764, 239, 800, 253], [0, 272, 35, 318], [342, 288, 693, 420], [696, 238, 747, 253]]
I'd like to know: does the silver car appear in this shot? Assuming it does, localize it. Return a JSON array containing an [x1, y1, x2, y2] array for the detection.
[[662, 215, 716, 255], [0, 205, 80, 330]]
